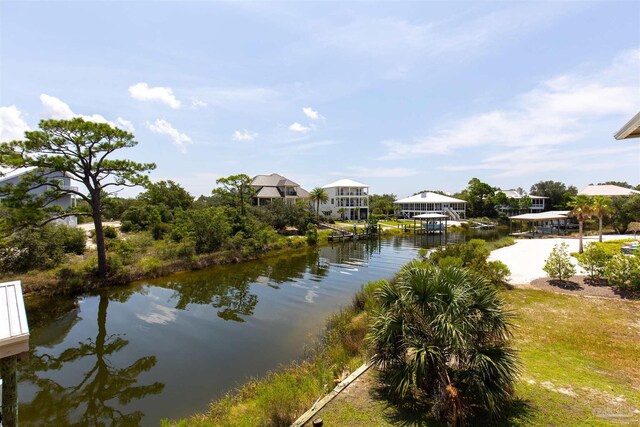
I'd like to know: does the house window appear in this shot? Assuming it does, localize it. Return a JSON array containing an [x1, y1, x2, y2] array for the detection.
[[331, 198, 334, 204]]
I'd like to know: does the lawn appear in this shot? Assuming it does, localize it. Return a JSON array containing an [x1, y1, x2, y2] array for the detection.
[[313, 288, 640, 426]]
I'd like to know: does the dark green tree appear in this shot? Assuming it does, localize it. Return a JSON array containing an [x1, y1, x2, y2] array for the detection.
[[138, 180, 193, 210], [211, 173, 255, 218], [369, 194, 396, 217], [0, 118, 155, 278], [530, 181, 575, 210], [458, 178, 498, 218]]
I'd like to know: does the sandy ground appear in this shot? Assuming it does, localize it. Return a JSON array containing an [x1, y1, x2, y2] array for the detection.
[[77, 221, 121, 249], [489, 234, 635, 285]]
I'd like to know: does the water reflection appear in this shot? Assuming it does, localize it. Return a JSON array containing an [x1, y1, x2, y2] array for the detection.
[[20, 232, 508, 425], [19, 293, 164, 426], [144, 250, 331, 321]]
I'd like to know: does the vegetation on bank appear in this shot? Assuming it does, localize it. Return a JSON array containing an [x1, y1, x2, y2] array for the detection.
[[163, 238, 517, 426], [314, 289, 640, 426]]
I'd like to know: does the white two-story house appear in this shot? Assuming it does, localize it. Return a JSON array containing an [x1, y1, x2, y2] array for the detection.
[[319, 179, 369, 220], [394, 192, 467, 220], [496, 188, 546, 215]]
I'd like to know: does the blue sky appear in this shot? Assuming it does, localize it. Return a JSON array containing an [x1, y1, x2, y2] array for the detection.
[[1, 1, 639, 198]]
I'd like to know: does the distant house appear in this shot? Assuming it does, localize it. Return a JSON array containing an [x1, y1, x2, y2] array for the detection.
[[0, 168, 77, 226], [496, 188, 546, 215], [319, 179, 369, 220], [250, 173, 310, 206], [578, 184, 640, 197], [394, 192, 466, 220]]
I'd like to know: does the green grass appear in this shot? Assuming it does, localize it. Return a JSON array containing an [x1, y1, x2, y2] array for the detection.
[[315, 288, 640, 426]]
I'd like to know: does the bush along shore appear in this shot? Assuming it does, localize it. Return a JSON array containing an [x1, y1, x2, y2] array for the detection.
[[1, 224, 336, 297], [162, 237, 517, 426]]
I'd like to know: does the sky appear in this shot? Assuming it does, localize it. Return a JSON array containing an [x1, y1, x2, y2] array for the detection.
[[1, 1, 639, 198]]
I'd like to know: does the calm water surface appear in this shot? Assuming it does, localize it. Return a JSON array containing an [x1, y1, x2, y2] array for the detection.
[[19, 230, 505, 425]]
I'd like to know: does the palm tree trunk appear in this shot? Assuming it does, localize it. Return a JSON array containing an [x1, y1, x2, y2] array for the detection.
[[599, 215, 603, 243], [578, 220, 584, 254]]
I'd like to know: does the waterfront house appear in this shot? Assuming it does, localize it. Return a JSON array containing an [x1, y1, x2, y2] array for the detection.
[[319, 179, 369, 220], [496, 188, 547, 215], [394, 192, 467, 220], [250, 173, 310, 206], [0, 168, 78, 225], [578, 184, 640, 197]]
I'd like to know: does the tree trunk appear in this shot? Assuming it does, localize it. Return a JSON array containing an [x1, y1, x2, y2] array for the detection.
[[91, 195, 107, 279], [578, 220, 584, 254], [599, 215, 603, 243]]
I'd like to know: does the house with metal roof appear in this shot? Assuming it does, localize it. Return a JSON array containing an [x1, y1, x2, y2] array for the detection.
[[578, 184, 640, 197], [319, 179, 369, 220], [250, 173, 310, 206], [496, 188, 547, 215], [394, 192, 466, 220]]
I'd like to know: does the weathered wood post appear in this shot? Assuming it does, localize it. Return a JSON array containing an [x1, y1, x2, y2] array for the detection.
[[0, 280, 30, 427]]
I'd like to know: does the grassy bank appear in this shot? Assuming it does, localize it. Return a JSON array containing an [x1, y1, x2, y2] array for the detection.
[[11, 226, 418, 298], [315, 289, 640, 426], [8, 229, 338, 297]]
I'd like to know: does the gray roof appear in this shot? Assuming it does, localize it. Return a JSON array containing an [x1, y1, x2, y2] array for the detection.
[[297, 187, 310, 198], [255, 186, 282, 198], [251, 173, 299, 188]]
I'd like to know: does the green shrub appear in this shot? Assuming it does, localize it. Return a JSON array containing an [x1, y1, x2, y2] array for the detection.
[[604, 253, 640, 291], [0, 225, 66, 272], [437, 255, 464, 269], [103, 226, 118, 239], [83, 253, 123, 277], [576, 243, 612, 279], [60, 225, 87, 255], [305, 223, 318, 246], [543, 243, 576, 281], [478, 260, 511, 286], [106, 238, 135, 265]]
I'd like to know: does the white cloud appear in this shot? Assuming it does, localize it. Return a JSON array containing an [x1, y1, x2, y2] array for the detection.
[[115, 117, 135, 133], [0, 106, 31, 142], [146, 119, 192, 153], [311, 4, 574, 60], [303, 107, 324, 120], [232, 129, 258, 141], [39, 94, 135, 132], [383, 49, 639, 160], [128, 82, 181, 109], [332, 166, 420, 178], [288, 122, 311, 133], [191, 98, 207, 109]]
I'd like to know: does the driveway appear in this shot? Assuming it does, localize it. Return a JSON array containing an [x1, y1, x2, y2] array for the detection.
[[488, 235, 634, 285]]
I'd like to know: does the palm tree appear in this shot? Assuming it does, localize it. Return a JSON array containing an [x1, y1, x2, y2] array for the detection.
[[337, 207, 347, 220], [591, 196, 611, 243], [309, 187, 329, 222], [568, 195, 593, 253], [368, 262, 519, 426]]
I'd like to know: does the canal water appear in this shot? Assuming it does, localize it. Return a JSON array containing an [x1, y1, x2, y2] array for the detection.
[[19, 230, 505, 426]]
